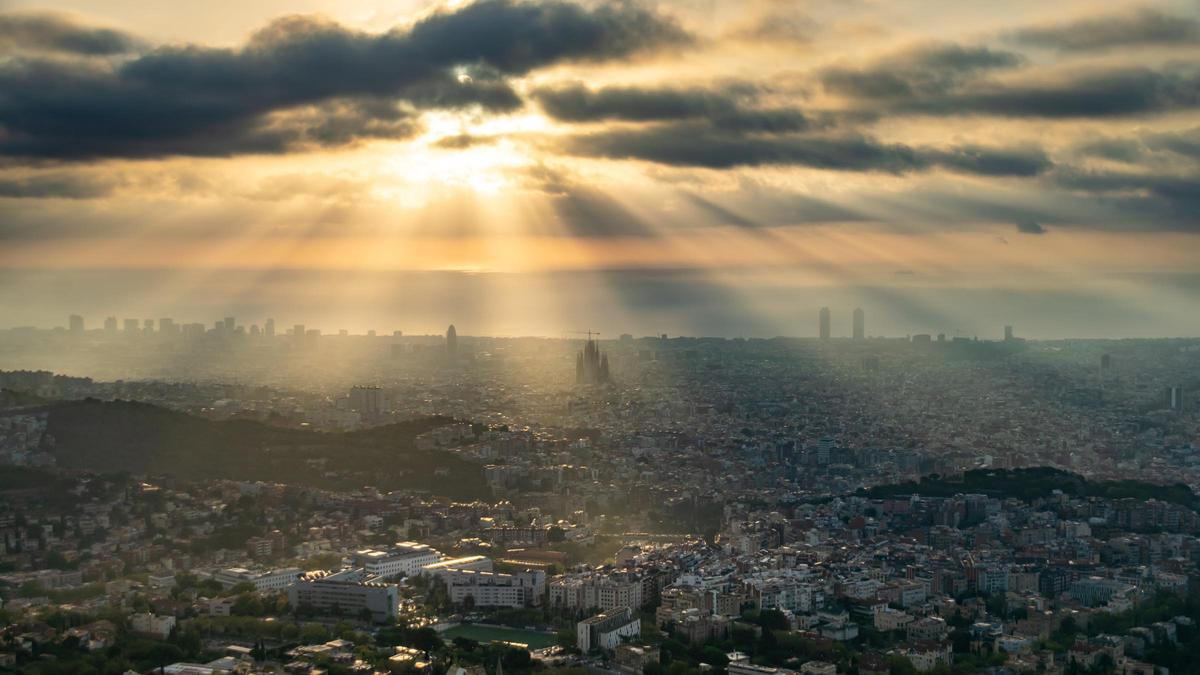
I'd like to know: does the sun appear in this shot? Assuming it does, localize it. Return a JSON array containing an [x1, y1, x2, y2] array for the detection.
[[376, 111, 553, 198]]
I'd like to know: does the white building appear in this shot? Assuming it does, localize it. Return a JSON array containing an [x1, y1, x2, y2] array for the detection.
[[354, 542, 441, 579], [441, 569, 545, 608], [214, 567, 301, 592], [288, 568, 400, 623], [577, 607, 641, 652], [421, 556, 493, 575], [130, 613, 176, 638]]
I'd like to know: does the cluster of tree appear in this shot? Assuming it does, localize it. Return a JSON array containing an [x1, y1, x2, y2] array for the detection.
[[652, 609, 850, 675], [40, 399, 489, 499], [862, 467, 1198, 510]]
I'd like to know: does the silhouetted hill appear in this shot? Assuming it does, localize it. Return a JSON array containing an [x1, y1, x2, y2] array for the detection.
[[860, 467, 1198, 510], [0, 388, 50, 409], [40, 399, 488, 499]]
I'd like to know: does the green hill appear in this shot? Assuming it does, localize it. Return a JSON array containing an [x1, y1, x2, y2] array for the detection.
[[860, 467, 1198, 510], [39, 399, 488, 499]]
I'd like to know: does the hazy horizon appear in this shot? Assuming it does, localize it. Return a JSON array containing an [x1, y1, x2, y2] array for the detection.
[[2, 0, 1199, 340]]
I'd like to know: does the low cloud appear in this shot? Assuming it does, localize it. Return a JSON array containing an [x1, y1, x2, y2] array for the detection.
[[1016, 219, 1046, 234], [0, 172, 117, 199], [0, 12, 145, 55], [532, 83, 809, 132], [564, 123, 1052, 176], [1011, 8, 1200, 52]]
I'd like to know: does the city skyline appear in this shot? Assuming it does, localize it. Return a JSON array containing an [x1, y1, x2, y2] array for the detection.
[[22, 308, 1032, 342]]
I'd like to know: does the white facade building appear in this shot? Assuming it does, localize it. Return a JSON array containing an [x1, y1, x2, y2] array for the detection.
[[577, 607, 641, 652], [354, 542, 441, 579]]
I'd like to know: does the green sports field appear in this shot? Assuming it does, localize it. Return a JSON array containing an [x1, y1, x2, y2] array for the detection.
[[440, 624, 557, 649]]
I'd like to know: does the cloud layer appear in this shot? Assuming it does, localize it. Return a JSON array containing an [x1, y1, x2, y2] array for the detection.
[[0, 0, 688, 159]]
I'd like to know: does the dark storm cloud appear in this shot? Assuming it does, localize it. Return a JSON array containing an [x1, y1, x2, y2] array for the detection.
[[564, 124, 1052, 176], [0, 12, 145, 55], [0, 1, 689, 161], [820, 43, 1023, 99], [532, 83, 809, 132], [1011, 8, 1200, 52], [0, 172, 116, 199]]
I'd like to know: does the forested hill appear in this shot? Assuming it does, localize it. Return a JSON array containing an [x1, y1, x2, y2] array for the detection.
[[38, 399, 488, 499], [859, 467, 1198, 510]]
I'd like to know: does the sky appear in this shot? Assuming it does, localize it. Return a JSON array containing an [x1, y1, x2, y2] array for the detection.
[[0, 0, 1198, 338]]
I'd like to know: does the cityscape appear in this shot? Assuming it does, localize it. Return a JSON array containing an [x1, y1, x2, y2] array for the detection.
[[2, 0, 1200, 675]]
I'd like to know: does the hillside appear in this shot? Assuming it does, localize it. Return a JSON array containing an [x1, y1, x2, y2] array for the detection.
[[859, 467, 1198, 510], [39, 399, 489, 499]]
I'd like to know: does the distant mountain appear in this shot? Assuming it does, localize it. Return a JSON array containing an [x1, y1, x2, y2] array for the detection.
[[39, 399, 488, 499]]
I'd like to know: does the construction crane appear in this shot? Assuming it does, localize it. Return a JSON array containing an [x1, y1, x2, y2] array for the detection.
[[564, 330, 601, 341]]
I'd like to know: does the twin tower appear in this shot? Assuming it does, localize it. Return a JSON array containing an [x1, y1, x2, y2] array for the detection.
[[819, 307, 865, 340]]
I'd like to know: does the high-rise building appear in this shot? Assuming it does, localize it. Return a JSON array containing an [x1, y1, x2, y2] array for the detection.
[[446, 324, 458, 360], [103, 317, 117, 334], [158, 318, 175, 335], [1004, 325, 1014, 341], [819, 307, 831, 340], [142, 319, 154, 333], [293, 324, 305, 340], [1167, 386, 1184, 412], [264, 318, 275, 337], [349, 386, 384, 418], [852, 308, 865, 341], [124, 318, 139, 333], [223, 317, 235, 333], [816, 437, 835, 465], [69, 314, 84, 334], [576, 336, 611, 385]]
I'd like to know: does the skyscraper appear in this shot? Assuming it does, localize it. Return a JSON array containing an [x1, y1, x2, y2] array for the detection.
[[852, 308, 865, 341], [1167, 386, 1184, 412], [264, 318, 275, 337], [1004, 325, 1014, 341], [819, 307, 831, 340], [446, 324, 458, 360], [103, 317, 117, 334], [69, 314, 84, 334]]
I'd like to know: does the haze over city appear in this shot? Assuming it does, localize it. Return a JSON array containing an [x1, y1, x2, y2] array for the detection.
[[1, 2, 1200, 675]]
